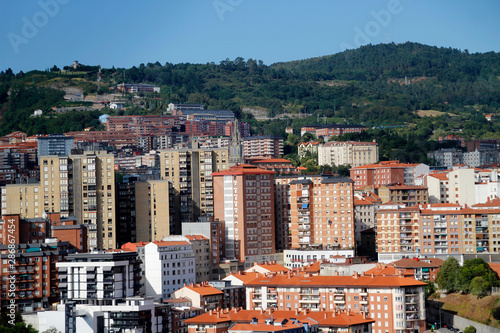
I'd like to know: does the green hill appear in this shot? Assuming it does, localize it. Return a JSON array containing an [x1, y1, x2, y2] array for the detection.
[[0, 42, 499, 151]]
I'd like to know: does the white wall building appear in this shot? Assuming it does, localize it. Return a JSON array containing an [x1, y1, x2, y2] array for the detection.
[[318, 141, 379, 167], [124, 237, 196, 300], [36, 297, 167, 333], [283, 249, 354, 269]]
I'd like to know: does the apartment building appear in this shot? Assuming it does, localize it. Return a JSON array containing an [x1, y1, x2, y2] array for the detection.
[[37, 134, 74, 160], [49, 251, 170, 333], [274, 176, 297, 251], [212, 164, 276, 262], [171, 282, 224, 312], [185, 235, 211, 283], [57, 251, 141, 304], [159, 148, 229, 231], [318, 141, 379, 167], [122, 238, 196, 299], [424, 167, 476, 205], [354, 192, 381, 249], [243, 135, 283, 158], [1, 150, 116, 250], [300, 124, 367, 140], [378, 185, 429, 206], [244, 271, 426, 333], [377, 202, 500, 262], [375, 204, 421, 262], [0, 241, 72, 312], [288, 175, 355, 251], [185, 308, 374, 333], [350, 161, 407, 191], [134, 179, 172, 242], [427, 148, 463, 167]]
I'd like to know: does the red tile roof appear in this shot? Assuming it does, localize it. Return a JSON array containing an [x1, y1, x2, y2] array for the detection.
[[185, 309, 375, 327], [212, 164, 276, 176], [184, 284, 224, 296], [185, 235, 209, 241], [245, 273, 426, 287], [225, 271, 262, 283]]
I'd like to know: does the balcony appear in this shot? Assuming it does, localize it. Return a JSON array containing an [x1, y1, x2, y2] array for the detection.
[[299, 297, 320, 303]]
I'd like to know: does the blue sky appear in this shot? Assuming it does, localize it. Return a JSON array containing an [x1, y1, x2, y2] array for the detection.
[[1, 0, 499, 72]]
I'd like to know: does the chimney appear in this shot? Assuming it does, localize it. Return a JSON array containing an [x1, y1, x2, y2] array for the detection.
[[260, 308, 264, 314], [209, 309, 213, 315], [363, 311, 367, 319], [371, 273, 374, 278], [217, 310, 220, 318], [295, 308, 299, 316]]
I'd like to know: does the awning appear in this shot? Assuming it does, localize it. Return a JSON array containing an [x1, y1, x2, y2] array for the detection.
[[302, 203, 309, 209], [477, 247, 484, 251], [422, 268, 429, 272]]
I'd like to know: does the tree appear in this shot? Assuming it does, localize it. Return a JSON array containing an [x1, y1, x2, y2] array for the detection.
[[470, 276, 489, 297], [287, 133, 300, 146], [456, 258, 500, 294], [436, 257, 459, 293], [463, 325, 476, 333]]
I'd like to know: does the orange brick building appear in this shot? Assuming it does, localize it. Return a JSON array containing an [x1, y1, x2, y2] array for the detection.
[[288, 176, 355, 250], [244, 271, 426, 333], [350, 161, 407, 191], [185, 308, 374, 333], [212, 164, 275, 262]]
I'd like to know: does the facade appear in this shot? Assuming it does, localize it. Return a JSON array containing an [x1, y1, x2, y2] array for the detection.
[[37, 134, 74, 160], [375, 204, 421, 262], [159, 148, 229, 231], [353, 192, 381, 250], [1, 150, 116, 250], [243, 135, 284, 158], [185, 235, 211, 283], [212, 164, 276, 262], [135, 179, 172, 242], [377, 185, 429, 206], [298, 142, 320, 158], [377, 202, 500, 262], [318, 141, 379, 168], [300, 124, 367, 140], [185, 308, 373, 333], [117, 83, 160, 93], [37, 297, 169, 333], [57, 251, 142, 304], [288, 175, 355, 251], [424, 168, 476, 206], [463, 149, 500, 167], [171, 283, 224, 312], [123, 239, 196, 299], [244, 271, 426, 333], [284, 249, 355, 269], [0, 241, 72, 312], [427, 148, 463, 167], [350, 161, 407, 191], [403, 164, 430, 186]]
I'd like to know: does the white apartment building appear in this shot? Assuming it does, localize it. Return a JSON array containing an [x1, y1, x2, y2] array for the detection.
[[123, 237, 196, 299]]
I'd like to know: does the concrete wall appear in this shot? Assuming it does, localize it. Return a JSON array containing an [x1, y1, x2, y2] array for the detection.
[[427, 300, 500, 333]]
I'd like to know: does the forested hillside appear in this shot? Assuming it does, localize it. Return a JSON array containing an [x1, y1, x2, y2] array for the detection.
[[0, 42, 499, 151]]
